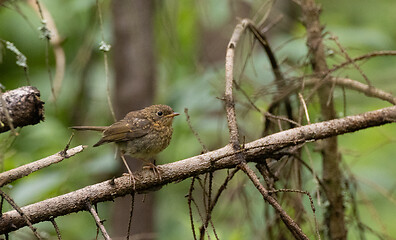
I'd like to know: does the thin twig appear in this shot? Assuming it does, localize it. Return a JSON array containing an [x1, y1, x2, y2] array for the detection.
[[0, 190, 42, 239], [28, 0, 65, 99], [264, 112, 301, 127], [188, 177, 198, 240], [193, 198, 211, 240], [268, 189, 321, 240], [199, 168, 239, 236], [50, 217, 62, 240], [329, 50, 396, 74], [298, 93, 311, 124], [126, 193, 135, 240], [233, 80, 262, 113], [60, 132, 74, 156], [184, 108, 209, 152], [87, 202, 111, 240], [330, 35, 371, 86], [239, 162, 309, 240], [332, 77, 396, 105], [96, 0, 115, 121]]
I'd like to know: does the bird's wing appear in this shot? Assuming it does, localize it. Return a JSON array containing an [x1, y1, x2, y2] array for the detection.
[[93, 118, 150, 147]]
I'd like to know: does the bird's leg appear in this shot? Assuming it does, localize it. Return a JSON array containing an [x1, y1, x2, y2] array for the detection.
[[142, 159, 162, 181], [120, 152, 136, 190]]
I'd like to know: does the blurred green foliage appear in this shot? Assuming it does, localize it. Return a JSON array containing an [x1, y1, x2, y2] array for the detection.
[[0, 0, 396, 239]]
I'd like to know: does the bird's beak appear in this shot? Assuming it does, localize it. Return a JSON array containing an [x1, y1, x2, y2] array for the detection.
[[166, 112, 180, 118]]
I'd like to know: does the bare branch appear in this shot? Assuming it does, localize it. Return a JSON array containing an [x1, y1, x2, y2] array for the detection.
[[331, 77, 396, 105], [0, 106, 394, 234], [239, 162, 308, 240], [0, 190, 42, 239], [225, 19, 249, 146], [329, 50, 396, 73], [49, 218, 61, 240], [0, 145, 86, 187], [87, 202, 111, 240]]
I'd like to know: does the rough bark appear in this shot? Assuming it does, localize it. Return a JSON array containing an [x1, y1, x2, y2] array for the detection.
[[111, 0, 156, 238], [300, 0, 347, 239], [0, 105, 395, 235], [0, 86, 44, 133]]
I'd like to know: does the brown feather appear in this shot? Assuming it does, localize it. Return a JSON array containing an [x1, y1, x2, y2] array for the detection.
[[70, 126, 108, 131]]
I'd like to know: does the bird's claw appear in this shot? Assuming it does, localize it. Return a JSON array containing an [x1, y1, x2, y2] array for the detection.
[[143, 163, 162, 181]]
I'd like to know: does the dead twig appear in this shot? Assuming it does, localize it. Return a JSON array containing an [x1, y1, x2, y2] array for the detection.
[[0, 190, 42, 239], [330, 34, 371, 87], [329, 50, 396, 74], [239, 162, 309, 240], [49, 217, 62, 240], [298, 93, 311, 124], [126, 193, 135, 240], [87, 202, 111, 240], [184, 108, 209, 152], [0, 145, 86, 187], [187, 177, 198, 240]]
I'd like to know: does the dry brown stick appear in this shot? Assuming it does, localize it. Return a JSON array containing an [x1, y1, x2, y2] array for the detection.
[[49, 217, 62, 240], [298, 93, 311, 124], [126, 193, 135, 240], [271, 76, 396, 112], [0, 145, 86, 187], [188, 177, 198, 240], [87, 202, 111, 240], [0, 105, 395, 234], [268, 189, 321, 240], [332, 77, 396, 105], [330, 35, 371, 87], [265, 112, 301, 127], [329, 50, 396, 73], [239, 162, 308, 240], [224, 19, 248, 146], [199, 169, 238, 238], [184, 108, 208, 152], [0, 190, 42, 239]]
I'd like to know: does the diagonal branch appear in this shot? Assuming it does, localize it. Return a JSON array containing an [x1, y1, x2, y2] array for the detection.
[[0, 145, 86, 187], [87, 202, 111, 240], [0, 105, 395, 234]]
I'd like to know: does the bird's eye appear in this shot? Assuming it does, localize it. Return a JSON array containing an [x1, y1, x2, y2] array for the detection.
[[157, 111, 163, 116]]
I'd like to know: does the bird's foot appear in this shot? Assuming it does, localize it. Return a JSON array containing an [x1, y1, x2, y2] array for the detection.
[[143, 163, 162, 181], [122, 172, 137, 190]]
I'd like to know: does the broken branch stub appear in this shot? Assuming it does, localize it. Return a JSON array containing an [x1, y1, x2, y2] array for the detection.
[[0, 86, 45, 133]]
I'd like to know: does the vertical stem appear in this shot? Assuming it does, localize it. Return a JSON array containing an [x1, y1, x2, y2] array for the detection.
[[300, 0, 346, 239]]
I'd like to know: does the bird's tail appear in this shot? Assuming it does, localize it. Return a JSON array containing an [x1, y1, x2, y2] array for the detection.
[[70, 126, 107, 132]]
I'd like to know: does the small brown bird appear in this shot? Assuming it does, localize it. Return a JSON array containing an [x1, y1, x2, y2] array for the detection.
[[71, 104, 179, 185]]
